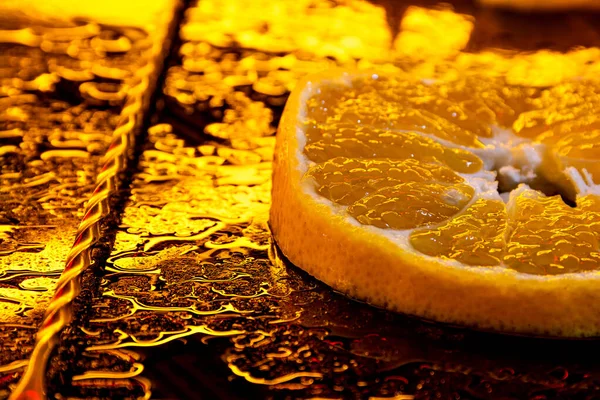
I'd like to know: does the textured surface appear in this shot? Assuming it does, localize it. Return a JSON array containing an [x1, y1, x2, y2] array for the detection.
[[0, 19, 154, 395], [2, 0, 600, 398]]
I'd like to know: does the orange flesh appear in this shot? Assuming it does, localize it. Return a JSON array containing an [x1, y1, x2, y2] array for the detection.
[[302, 75, 600, 274], [410, 199, 507, 266], [554, 130, 600, 183], [505, 193, 600, 275]]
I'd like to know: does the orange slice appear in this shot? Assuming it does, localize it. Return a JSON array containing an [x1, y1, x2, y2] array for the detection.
[[270, 70, 600, 337]]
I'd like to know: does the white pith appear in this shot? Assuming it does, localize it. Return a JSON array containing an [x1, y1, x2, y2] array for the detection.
[[294, 73, 600, 276]]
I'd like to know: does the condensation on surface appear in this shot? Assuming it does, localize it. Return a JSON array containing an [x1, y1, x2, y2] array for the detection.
[[56, 122, 297, 398], [0, 17, 152, 392]]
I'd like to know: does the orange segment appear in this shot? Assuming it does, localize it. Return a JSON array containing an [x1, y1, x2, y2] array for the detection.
[[410, 199, 507, 266], [513, 101, 600, 139], [553, 130, 600, 183], [348, 181, 474, 230], [307, 158, 474, 229], [307, 158, 465, 204], [536, 115, 600, 145], [579, 195, 600, 253], [512, 82, 600, 139], [305, 75, 495, 148], [304, 124, 483, 173], [505, 190, 600, 275], [474, 82, 542, 128]]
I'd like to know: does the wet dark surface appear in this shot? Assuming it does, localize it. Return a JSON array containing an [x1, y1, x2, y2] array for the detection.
[[0, 18, 153, 396], [1, 0, 600, 399]]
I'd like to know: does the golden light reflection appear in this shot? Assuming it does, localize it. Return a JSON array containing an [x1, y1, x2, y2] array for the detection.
[[394, 6, 474, 60], [181, 0, 392, 61], [1, 0, 177, 399], [2, 0, 600, 398], [0, 0, 172, 30]]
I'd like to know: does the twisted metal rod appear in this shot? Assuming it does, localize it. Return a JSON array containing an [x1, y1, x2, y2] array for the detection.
[[10, 3, 181, 398]]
